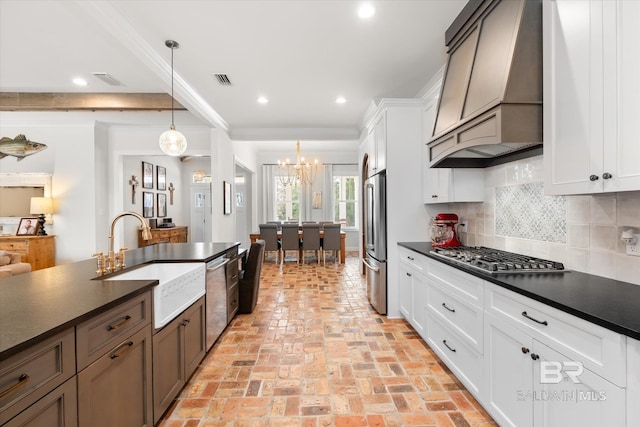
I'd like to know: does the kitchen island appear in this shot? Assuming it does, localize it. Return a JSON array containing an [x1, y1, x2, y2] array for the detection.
[[0, 242, 241, 427], [0, 242, 241, 360]]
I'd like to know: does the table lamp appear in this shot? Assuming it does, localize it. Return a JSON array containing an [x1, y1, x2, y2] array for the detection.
[[30, 197, 53, 236]]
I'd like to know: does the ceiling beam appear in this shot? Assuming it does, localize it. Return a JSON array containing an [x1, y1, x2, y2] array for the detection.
[[0, 92, 186, 111]]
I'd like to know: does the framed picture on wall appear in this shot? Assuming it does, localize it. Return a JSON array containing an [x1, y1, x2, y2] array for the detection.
[[142, 191, 154, 218], [156, 165, 166, 190], [223, 181, 232, 215], [142, 162, 153, 189], [157, 193, 167, 217]]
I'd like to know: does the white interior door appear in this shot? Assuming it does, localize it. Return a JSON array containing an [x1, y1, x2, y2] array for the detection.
[[190, 184, 212, 242], [234, 164, 252, 249]]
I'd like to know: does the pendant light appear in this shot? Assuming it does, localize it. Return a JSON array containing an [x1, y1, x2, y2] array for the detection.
[[159, 39, 187, 156]]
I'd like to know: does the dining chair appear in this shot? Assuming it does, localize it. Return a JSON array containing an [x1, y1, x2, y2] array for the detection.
[[301, 223, 321, 264], [266, 220, 282, 231], [321, 223, 341, 265], [302, 221, 317, 224], [238, 239, 265, 314], [280, 223, 301, 264], [258, 223, 280, 263]]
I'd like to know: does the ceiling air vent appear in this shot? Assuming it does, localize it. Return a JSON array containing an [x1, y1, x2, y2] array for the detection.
[[91, 72, 122, 86], [214, 74, 232, 86]]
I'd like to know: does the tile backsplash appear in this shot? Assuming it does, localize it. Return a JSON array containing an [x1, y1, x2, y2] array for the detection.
[[449, 155, 640, 285], [495, 182, 566, 243]]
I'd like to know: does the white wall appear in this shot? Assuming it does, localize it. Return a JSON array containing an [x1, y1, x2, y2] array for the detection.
[[0, 115, 101, 263]]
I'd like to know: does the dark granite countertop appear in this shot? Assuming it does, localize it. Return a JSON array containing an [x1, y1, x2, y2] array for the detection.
[[398, 242, 640, 341], [0, 242, 240, 359]]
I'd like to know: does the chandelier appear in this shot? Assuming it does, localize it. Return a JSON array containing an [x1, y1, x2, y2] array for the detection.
[[277, 141, 319, 186]]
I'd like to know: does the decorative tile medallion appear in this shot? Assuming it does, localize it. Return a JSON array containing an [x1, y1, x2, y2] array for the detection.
[[496, 183, 567, 243]]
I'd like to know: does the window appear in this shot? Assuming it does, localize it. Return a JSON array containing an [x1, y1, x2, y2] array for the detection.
[[333, 175, 358, 228], [274, 179, 300, 221]]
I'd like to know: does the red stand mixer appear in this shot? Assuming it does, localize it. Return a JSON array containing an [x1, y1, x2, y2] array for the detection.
[[430, 213, 462, 247]]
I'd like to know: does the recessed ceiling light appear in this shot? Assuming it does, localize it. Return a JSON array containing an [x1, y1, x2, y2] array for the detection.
[[257, 96, 269, 104], [336, 96, 346, 104], [73, 77, 88, 86], [358, 3, 375, 19]]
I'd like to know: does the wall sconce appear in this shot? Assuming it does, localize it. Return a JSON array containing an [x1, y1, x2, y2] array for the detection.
[[30, 197, 53, 236]]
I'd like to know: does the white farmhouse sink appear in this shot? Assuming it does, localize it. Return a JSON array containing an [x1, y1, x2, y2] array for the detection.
[[104, 263, 205, 329]]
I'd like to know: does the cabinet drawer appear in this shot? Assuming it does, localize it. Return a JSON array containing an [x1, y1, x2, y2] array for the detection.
[[397, 247, 429, 273], [76, 292, 151, 371], [427, 258, 484, 307], [427, 280, 483, 353], [485, 283, 626, 387], [3, 377, 77, 427], [0, 328, 75, 425], [0, 240, 28, 254], [226, 260, 239, 288], [227, 283, 239, 323], [426, 311, 483, 397]]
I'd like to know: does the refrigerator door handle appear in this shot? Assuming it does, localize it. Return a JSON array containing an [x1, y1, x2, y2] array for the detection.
[[363, 258, 380, 272]]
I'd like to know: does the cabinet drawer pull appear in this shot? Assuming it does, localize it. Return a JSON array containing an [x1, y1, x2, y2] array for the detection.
[[407, 256, 414, 261], [110, 341, 134, 359], [107, 315, 132, 331], [406, 272, 412, 277], [521, 311, 548, 326], [442, 302, 455, 313], [432, 195, 438, 198], [0, 374, 29, 398], [442, 340, 456, 353], [181, 318, 191, 327]]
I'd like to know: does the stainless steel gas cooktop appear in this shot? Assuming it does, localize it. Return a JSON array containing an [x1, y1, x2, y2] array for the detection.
[[430, 246, 567, 275]]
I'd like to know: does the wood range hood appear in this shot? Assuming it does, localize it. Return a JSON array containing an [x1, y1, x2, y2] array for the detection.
[[427, 0, 543, 168]]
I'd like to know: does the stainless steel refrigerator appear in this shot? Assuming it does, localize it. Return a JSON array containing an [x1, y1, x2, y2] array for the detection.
[[363, 171, 387, 314]]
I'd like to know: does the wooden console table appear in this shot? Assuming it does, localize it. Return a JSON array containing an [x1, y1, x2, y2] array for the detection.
[[138, 226, 188, 247], [0, 235, 56, 271]]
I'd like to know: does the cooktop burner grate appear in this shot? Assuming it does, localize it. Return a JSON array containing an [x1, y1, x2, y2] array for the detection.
[[430, 246, 567, 274]]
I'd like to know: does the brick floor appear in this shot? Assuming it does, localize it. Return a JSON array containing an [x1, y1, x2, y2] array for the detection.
[[158, 253, 497, 426]]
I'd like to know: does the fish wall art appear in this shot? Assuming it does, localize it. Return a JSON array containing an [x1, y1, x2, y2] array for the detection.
[[0, 134, 47, 161]]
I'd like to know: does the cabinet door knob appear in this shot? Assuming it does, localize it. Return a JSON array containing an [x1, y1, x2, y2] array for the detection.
[[521, 347, 530, 354], [406, 272, 412, 277], [602, 172, 612, 179], [589, 174, 599, 181], [531, 353, 540, 361]]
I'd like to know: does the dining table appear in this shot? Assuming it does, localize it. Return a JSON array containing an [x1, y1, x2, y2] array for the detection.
[[249, 228, 346, 264]]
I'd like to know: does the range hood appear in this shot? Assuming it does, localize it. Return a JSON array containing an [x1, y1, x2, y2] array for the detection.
[[427, 0, 542, 168]]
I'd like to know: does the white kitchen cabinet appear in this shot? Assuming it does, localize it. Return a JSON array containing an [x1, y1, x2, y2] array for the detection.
[[366, 110, 387, 178], [544, 0, 640, 195], [423, 167, 485, 204], [397, 247, 428, 338], [484, 312, 625, 427], [484, 312, 535, 427], [532, 341, 625, 427], [427, 310, 483, 397]]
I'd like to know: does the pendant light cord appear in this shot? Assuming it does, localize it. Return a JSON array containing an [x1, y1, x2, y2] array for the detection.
[[170, 44, 175, 128]]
